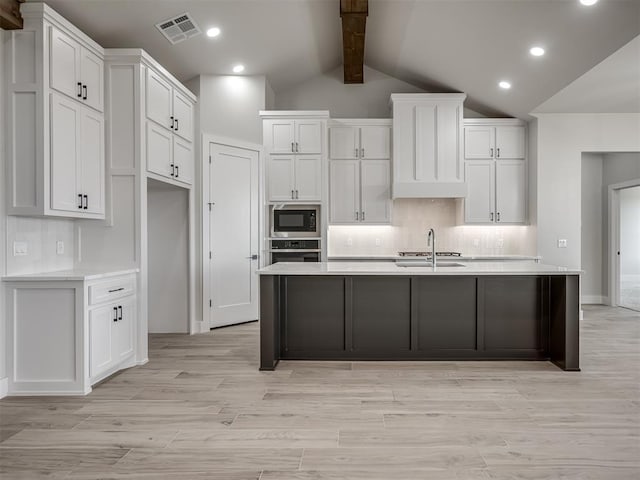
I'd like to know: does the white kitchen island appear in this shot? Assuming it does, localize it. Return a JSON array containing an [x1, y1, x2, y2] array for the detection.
[[258, 261, 581, 372]]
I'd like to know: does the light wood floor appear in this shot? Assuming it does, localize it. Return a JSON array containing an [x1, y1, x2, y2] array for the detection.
[[1, 305, 639, 479]]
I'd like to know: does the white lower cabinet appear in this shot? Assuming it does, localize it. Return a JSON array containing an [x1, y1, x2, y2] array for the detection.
[[330, 159, 391, 224], [4, 271, 138, 396]]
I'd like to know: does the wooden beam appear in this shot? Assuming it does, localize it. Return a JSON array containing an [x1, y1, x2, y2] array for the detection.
[[340, 0, 368, 84], [0, 0, 24, 30]]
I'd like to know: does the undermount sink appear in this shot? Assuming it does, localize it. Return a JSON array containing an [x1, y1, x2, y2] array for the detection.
[[395, 261, 466, 268]]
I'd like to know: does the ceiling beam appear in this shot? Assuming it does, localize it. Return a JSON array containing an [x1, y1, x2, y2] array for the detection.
[[340, 0, 368, 84], [0, 0, 24, 29]]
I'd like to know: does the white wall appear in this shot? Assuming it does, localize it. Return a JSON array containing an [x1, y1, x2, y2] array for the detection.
[[195, 75, 268, 144], [275, 65, 484, 119], [147, 181, 189, 333], [581, 153, 604, 301], [328, 199, 535, 257], [534, 113, 640, 269]]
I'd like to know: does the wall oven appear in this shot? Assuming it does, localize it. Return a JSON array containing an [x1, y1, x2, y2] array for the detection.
[[270, 239, 320, 264], [270, 205, 319, 238]]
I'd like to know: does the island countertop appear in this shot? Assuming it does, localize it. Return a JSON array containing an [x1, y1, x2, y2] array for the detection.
[[257, 261, 581, 276]]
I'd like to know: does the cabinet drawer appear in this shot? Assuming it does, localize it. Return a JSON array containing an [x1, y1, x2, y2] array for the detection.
[[89, 276, 136, 306]]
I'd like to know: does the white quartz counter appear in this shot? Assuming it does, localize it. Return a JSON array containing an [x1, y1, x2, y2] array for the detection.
[[328, 255, 541, 262], [2, 268, 139, 282], [258, 261, 580, 276]]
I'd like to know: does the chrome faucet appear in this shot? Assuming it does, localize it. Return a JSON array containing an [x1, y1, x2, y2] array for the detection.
[[427, 228, 436, 267]]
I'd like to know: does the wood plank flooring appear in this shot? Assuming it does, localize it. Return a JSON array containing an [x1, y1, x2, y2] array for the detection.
[[1, 305, 639, 479]]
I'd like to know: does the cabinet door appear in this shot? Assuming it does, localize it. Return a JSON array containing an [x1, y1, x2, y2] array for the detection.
[[464, 126, 495, 159], [294, 155, 322, 201], [329, 160, 360, 224], [146, 69, 173, 130], [329, 126, 358, 159], [79, 108, 105, 215], [146, 122, 173, 178], [113, 296, 135, 362], [173, 136, 194, 185], [360, 126, 391, 159], [360, 160, 391, 224], [268, 155, 295, 201], [172, 91, 193, 142], [464, 161, 495, 224], [265, 120, 295, 153], [50, 93, 81, 212], [295, 120, 322, 154], [495, 160, 526, 223], [495, 126, 525, 159], [49, 26, 81, 102], [80, 48, 104, 112], [89, 304, 115, 378]]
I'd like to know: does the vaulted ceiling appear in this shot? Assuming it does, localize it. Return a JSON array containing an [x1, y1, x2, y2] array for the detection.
[[26, 0, 640, 119]]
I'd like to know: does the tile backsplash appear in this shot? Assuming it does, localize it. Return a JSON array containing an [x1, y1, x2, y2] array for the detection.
[[5, 217, 74, 275], [328, 199, 536, 256]]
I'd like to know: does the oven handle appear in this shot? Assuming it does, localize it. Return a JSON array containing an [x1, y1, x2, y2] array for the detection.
[[267, 249, 322, 253]]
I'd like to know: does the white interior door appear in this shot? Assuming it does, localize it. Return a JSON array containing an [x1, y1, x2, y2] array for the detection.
[[618, 186, 640, 311], [209, 142, 259, 328]]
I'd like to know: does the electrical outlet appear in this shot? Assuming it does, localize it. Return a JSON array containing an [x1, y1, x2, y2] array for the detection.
[[56, 241, 65, 255], [346, 238, 353, 246], [496, 238, 504, 248], [13, 241, 28, 256], [558, 239, 568, 248], [375, 238, 382, 247]]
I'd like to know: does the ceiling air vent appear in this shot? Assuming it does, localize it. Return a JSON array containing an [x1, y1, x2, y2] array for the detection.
[[156, 13, 201, 45]]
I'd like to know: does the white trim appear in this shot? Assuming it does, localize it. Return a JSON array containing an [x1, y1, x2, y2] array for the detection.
[[0, 378, 8, 399], [463, 118, 525, 126], [329, 118, 392, 126], [581, 295, 606, 304], [259, 110, 330, 119], [608, 178, 640, 307]]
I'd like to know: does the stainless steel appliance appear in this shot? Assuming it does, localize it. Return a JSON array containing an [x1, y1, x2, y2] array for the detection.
[[270, 239, 320, 263], [270, 205, 319, 238]]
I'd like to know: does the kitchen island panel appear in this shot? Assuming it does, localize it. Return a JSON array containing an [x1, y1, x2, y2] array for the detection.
[[351, 277, 412, 353], [416, 276, 477, 352]]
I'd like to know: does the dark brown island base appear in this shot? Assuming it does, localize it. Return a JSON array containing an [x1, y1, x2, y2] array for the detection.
[[258, 262, 581, 372]]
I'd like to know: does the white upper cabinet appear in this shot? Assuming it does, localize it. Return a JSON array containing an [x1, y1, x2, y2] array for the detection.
[[328, 120, 392, 224], [261, 112, 328, 203], [463, 119, 527, 224], [146, 69, 194, 142], [391, 94, 466, 198], [465, 123, 525, 160], [144, 67, 196, 185], [7, 4, 106, 218], [329, 122, 391, 160], [50, 25, 104, 112], [267, 155, 322, 201], [264, 119, 323, 154]]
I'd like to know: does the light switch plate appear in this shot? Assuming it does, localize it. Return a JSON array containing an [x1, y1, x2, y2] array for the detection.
[[56, 241, 65, 255], [496, 238, 504, 248], [346, 238, 353, 246], [13, 241, 28, 256], [558, 239, 568, 248]]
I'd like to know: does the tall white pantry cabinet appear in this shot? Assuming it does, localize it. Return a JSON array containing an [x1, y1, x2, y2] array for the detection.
[[6, 3, 105, 219]]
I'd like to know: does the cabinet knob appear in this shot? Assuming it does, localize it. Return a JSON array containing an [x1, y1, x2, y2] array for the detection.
[[355, 148, 359, 158], [496, 148, 500, 158], [78, 194, 83, 209], [295, 142, 299, 153], [170, 116, 175, 129], [82, 85, 87, 101], [171, 164, 175, 177], [355, 211, 359, 221], [490, 148, 494, 157], [291, 190, 295, 199], [490, 212, 494, 222], [175, 165, 179, 178], [83, 195, 88, 210], [361, 211, 365, 221], [77, 82, 82, 98], [497, 212, 501, 222], [118, 305, 123, 321], [291, 142, 295, 152], [174, 118, 179, 131], [113, 306, 118, 322]]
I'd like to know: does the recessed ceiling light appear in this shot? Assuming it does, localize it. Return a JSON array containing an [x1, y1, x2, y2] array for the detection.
[[579, 0, 598, 5], [530, 46, 545, 57], [232, 64, 245, 74], [498, 81, 511, 90], [206, 27, 221, 38]]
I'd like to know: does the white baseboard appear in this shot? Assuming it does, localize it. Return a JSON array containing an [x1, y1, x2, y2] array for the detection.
[[582, 295, 606, 304], [0, 377, 8, 399]]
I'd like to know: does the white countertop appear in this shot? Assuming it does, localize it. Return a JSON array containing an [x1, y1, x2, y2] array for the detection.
[[2, 268, 139, 282], [258, 261, 581, 276], [328, 254, 541, 262]]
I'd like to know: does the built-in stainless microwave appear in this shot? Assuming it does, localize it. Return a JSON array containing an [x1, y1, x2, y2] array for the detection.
[[270, 205, 320, 238]]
